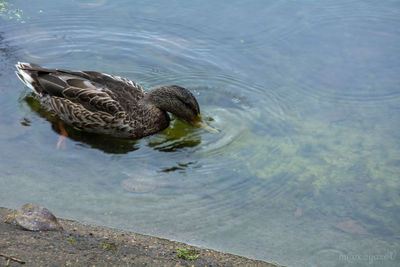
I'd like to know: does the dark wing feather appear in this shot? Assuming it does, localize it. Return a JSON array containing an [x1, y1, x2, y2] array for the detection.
[[17, 64, 146, 115], [15, 63, 156, 138], [58, 70, 146, 112]]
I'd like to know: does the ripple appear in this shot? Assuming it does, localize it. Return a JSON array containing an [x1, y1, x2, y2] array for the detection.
[[268, 2, 400, 105], [4, 4, 294, 244], [309, 247, 348, 267], [196, 1, 400, 106], [229, 1, 400, 49], [3, 5, 295, 190], [4, 2, 399, 264], [5, 12, 289, 182], [3, 0, 399, 113], [2, 13, 219, 71]]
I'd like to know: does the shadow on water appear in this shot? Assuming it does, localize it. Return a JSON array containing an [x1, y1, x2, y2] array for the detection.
[[23, 95, 201, 154]]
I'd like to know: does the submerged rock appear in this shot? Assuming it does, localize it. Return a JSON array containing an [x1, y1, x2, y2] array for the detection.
[[334, 219, 367, 235], [121, 177, 159, 193], [120, 170, 165, 193], [15, 203, 63, 231], [294, 207, 303, 217]]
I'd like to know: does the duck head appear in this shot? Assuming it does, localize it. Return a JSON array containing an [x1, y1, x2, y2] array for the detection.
[[146, 85, 218, 133]]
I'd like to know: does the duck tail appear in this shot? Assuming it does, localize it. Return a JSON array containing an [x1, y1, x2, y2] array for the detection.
[[15, 62, 42, 94]]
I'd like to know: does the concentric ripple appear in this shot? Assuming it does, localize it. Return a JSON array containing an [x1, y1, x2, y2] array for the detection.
[[269, 1, 400, 105], [193, 0, 400, 107], [3, 1, 399, 265], [3, 10, 289, 178], [3, 11, 291, 235]]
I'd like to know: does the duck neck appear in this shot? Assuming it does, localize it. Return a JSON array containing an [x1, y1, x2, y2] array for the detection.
[[137, 89, 170, 133], [142, 86, 172, 112]]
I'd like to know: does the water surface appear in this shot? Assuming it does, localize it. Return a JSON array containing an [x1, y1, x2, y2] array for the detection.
[[1, 1, 400, 266]]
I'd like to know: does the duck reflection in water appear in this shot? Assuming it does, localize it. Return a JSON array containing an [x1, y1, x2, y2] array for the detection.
[[23, 95, 202, 154]]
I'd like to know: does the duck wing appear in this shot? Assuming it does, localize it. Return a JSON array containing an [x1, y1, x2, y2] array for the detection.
[[15, 62, 146, 115], [58, 69, 146, 114], [15, 62, 150, 138]]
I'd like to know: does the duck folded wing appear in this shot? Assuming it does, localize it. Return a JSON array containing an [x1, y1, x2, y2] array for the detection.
[[43, 96, 134, 136], [35, 73, 125, 116], [16, 62, 146, 113], [17, 63, 127, 116]]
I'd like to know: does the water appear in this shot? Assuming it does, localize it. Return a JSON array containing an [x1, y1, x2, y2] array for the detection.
[[1, 1, 400, 266]]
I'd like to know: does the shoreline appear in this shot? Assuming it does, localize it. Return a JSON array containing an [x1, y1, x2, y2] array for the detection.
[[0, 206, 280, 266]]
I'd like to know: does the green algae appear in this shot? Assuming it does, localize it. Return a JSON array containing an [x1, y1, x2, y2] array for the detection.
[[0, 1, 24, 23], [224, 102, 400, 236]]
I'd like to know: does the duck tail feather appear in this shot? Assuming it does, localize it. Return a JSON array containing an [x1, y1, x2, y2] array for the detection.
[[15, 62, 41, 93]]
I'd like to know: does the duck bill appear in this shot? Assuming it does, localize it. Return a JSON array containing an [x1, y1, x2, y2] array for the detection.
[[191, 115, 219, 133]]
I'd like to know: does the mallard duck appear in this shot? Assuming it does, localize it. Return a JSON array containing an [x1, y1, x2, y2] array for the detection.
[[15, 62, 216, 139]]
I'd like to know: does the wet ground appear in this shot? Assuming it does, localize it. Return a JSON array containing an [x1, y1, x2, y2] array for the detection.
[[0, 207, 279, 267]]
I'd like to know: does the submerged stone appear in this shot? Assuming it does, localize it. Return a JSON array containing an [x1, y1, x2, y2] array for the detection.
[[120, 176, 159, 193], [120, 170, 166, 193], [334, 219, 368, 235]]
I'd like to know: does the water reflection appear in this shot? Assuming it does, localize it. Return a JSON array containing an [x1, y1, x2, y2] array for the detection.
[[23, 95, 138, 153], [23, 95, 202, 154], [147, 119, 202, 152], [159, 161, 197, 173]]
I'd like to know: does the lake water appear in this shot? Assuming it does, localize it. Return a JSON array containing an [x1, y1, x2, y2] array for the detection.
[[1, 1, 400, 266]]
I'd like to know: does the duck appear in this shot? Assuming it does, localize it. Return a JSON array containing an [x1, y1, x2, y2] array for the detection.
[[15, 62, 217, 140]]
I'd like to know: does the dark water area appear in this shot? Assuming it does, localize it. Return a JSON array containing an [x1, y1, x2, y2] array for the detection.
[[1, 1, 400, 266]]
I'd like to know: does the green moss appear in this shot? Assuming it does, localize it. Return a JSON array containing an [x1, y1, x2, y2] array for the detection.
[[176, 247, 199, 260], [101, 242, 118, 252]]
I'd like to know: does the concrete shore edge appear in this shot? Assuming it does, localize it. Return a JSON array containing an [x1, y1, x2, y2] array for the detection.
[[0, 207, 281, 266]]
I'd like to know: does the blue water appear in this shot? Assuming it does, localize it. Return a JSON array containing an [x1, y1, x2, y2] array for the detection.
[[1, 1, 400, 266]]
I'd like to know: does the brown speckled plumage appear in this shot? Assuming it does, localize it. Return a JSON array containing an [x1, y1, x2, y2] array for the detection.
[[15, 62, 202, 138]]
